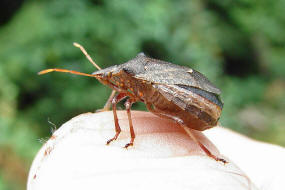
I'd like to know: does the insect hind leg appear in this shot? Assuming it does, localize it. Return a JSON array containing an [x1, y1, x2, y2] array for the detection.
[[180, 125, 227, 164], [146, 103, 227, 164]]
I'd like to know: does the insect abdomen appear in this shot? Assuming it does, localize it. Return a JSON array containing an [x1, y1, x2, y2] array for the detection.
[[151, 84, 222, 131]]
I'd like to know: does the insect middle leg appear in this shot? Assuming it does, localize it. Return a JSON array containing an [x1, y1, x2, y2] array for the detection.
[[124, 98, 136, 148]]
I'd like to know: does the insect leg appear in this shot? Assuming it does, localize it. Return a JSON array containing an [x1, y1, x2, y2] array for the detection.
[[96, 90, 116, 112], [146, 103, 183, 123], [146, 103, 227, 163], [103, 90, 116, 110], [180, 125, 227, 164], [124, 98, 137, 148], [106, 93, 128, 145]]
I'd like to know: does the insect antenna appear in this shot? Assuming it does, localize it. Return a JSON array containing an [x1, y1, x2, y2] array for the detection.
[[73, 42, 101, 70], [38, 42, 116, 111], [38, 68, 97, 78], [73, 42, 117, 111], [38, 43, 101, 77]]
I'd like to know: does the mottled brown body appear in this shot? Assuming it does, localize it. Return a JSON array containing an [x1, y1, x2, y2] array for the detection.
[[109, 71, 221, 131], [39, 44, 226, 163], [94, 53, 223, 132]]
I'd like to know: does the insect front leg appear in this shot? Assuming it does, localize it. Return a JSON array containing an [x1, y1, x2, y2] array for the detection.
[[124, 98, 137, 148], [96, 90, 116, 112], [103, 90, 116, 111], [106, 92, 128, 145]]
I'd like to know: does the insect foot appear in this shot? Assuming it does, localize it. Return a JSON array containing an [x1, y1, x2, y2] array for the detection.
[[124, 142, 134, 149], [217, 158, 228, 164], [106, 136, 119, 145]]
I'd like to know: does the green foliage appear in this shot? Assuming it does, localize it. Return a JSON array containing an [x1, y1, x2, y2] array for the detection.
[[0, 0, 285, 189]]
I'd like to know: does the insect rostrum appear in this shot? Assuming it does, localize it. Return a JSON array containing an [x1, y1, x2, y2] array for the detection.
[[39, 43, 225, 163]]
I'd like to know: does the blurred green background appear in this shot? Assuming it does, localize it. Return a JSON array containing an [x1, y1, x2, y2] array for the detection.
[[0, 0, 285, 189]]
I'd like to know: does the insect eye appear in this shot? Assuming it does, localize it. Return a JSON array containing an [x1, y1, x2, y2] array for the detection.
[[101, 72, 112, 78]]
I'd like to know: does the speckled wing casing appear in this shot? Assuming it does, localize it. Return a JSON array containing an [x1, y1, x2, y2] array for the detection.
[[133, 56, 223, 130]]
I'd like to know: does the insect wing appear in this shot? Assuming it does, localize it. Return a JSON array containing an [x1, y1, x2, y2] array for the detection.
[[134, 60, 221, 95], [152, 84, 189, 110], [152, 83, 222, 124]]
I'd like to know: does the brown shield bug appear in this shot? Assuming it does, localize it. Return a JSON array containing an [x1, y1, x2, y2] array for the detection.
[[39, 43, 226, 163]]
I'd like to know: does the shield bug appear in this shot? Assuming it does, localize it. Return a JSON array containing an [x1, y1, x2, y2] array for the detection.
[[39, 43, 226, 163]]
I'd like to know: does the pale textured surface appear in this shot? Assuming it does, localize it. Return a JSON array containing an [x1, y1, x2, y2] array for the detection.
[[28, 111, 257, 190], [205, 127, 285, 190]]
